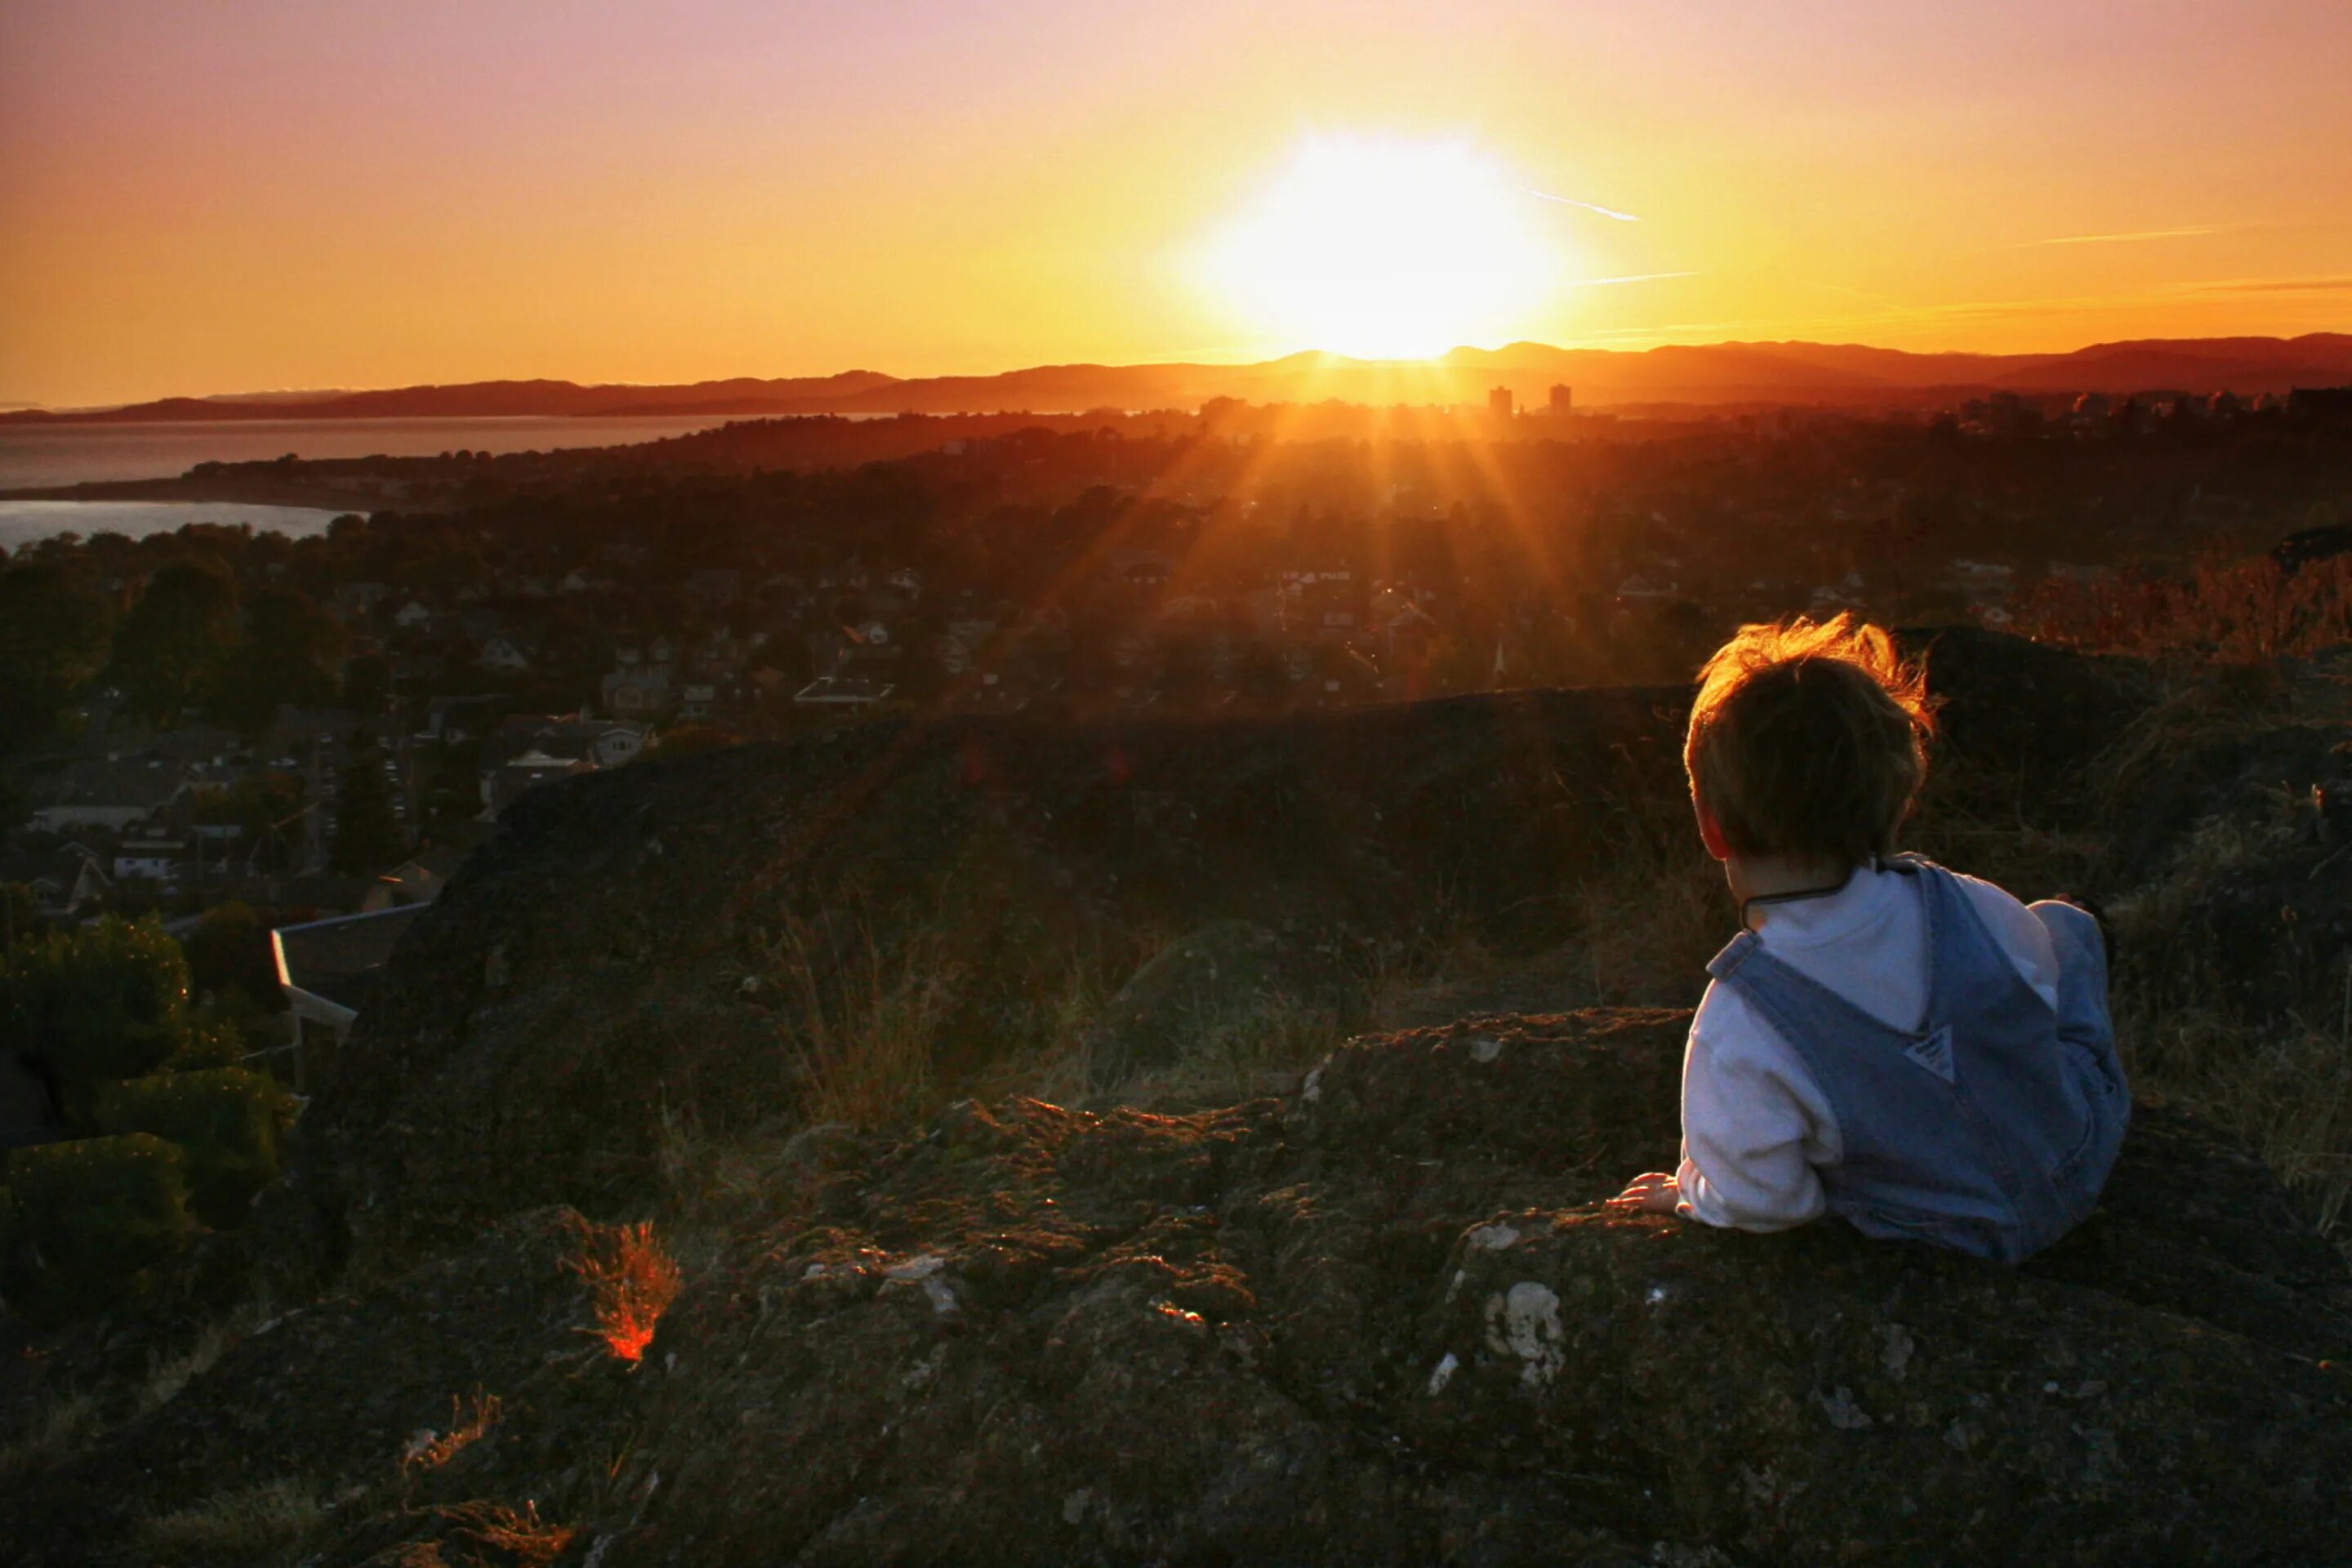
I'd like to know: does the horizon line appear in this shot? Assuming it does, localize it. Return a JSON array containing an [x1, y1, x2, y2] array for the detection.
[[11, 327, 2350, 415]]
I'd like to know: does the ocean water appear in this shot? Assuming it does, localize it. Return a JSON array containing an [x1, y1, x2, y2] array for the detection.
[[0, 413, 747, 490]]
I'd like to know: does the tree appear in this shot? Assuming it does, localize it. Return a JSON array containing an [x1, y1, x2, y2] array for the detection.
[[108, 559, 238, 724], [180, 901, 282, 1012], [0, 915, 192, 1127], [0, 561, 114, 751], [341, 652, 393, 715], [330, 743, 406, 874], [0, 882, 40, 951], [212, 586, 341, 737]]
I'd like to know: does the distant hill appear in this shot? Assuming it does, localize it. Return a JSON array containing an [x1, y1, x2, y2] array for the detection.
[[11, 335, 2350, 425]]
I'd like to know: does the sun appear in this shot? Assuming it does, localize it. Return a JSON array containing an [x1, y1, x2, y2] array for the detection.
[[1199, 134, 1564, 360]]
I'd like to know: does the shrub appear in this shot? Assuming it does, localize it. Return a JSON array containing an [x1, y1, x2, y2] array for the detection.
[[99, 1069, 294, 1227], [2, 1134, 192, 1316], [0, 916, 190, 1119]]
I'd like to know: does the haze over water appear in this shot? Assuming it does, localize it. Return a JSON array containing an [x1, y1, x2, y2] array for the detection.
[[0, 413, 747, 489]]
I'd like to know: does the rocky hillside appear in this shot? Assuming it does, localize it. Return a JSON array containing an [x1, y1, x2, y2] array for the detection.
[[9, 1012, 2350, 1566], [7, 630, 2352, 1566], [261, 630, 2137, 1281]]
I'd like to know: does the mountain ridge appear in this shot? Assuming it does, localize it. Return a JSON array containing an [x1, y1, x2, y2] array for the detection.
[[9, 333, 2350, 424]]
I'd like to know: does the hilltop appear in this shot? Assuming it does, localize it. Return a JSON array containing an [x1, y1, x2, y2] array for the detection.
[[4, 629, 2350, 1565], [11, 333, 2351, 425]]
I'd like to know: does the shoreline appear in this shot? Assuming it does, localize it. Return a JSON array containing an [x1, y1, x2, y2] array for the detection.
[[0, 476, 419, 512]]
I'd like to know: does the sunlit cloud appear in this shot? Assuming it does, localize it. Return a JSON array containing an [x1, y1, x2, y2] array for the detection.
[[1522, 189, 1642, 222], [2011, 225, 2229, 247]]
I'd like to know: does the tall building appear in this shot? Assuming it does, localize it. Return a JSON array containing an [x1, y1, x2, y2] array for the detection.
[[1548, 384, 1573, 417], [1486, 385, 1514, 420]]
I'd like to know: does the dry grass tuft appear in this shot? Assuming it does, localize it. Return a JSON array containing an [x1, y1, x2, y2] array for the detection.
[[1111, 995, 1348, 1111], [2016, 553, 2352, 666], [457, 1500, 576, 1566], [1562, 788, 1728, 1008], [761, 912, 957, 1131], [567, 1219, 682, 1364], [2117, 987, 2352, 1241], [403, 1389, 503, 1474], [135, 1477, 327, 1562]]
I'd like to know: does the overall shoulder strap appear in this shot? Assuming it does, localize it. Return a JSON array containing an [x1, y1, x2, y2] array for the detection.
[[1705, 925, 1914, 1048]]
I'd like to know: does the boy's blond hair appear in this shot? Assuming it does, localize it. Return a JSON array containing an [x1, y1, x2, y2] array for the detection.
[[1684, 614, 1934, 863]]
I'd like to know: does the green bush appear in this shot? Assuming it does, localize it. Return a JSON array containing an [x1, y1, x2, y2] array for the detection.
[[100, 1070, 293, 1227], [0, 916, 191, 1116], [2, 1134, 192, 1316]]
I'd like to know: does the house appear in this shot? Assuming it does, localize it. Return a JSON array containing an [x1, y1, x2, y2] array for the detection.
[[22, 846, 111, 919], [583, 722, 648, 767], [1381, 602, 1440, 662], [679, 683, 719, 719], [479, 748, 595, 817], [355, 845, 466, 913], [27, 755, 191, 833], [477, 636, 532, 675], [271, 904, 434, 1080], [601, 665, 674, 718], [793, 675, 896, 709], [394, 599, 436, 630], [113, 838, 186, 880]]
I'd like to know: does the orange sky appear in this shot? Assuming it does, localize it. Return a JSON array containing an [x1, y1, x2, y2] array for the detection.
[[2, 1, 2349, 408]]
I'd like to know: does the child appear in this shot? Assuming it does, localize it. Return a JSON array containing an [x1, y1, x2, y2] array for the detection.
[[1606, 616, 2127, 1263]]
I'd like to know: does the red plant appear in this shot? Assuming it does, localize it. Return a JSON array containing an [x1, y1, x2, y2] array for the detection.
[[567, 1219, 682, 1363]]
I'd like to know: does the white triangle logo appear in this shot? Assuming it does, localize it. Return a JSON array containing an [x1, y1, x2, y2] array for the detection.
[[1905, 1027, 1957, 1084]]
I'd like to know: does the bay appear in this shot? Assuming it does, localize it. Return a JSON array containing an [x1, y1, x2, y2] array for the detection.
[[0, 413, 751, 490], [0, 500, 350, 551]]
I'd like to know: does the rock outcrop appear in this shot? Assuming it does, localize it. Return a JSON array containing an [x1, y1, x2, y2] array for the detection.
[[10, 1011, 2345, 1566]]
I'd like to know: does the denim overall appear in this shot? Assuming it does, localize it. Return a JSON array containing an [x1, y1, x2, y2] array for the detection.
[[1704, 855, 2128, 1263]]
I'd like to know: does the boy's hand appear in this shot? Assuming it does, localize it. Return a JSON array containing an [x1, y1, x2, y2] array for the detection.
[[1607, 1171, 1682, 1214]]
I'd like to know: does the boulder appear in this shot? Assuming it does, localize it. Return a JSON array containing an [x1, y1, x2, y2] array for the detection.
[[564, 1012, 2348, 1566]]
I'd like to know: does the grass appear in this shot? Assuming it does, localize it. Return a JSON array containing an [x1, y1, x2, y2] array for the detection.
[[0, 1391, 100, 1480], [684, 590, 2350, 1263], [134, 1477, 327, 1563], [2015, 552, 2352, 666], [2118, 990, 2352, 1239], [0, 1293, 274, 1481]]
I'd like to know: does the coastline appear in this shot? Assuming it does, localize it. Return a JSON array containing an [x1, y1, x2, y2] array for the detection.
[[0, 475, 418, 512]]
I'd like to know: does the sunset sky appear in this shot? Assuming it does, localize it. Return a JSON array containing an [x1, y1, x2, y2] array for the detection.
[[3, 0, 2349, 408]]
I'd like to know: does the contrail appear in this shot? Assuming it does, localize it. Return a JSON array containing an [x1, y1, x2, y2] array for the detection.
[[2013, 224, 2225, 247], [1524, 188, 1642, 222]]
